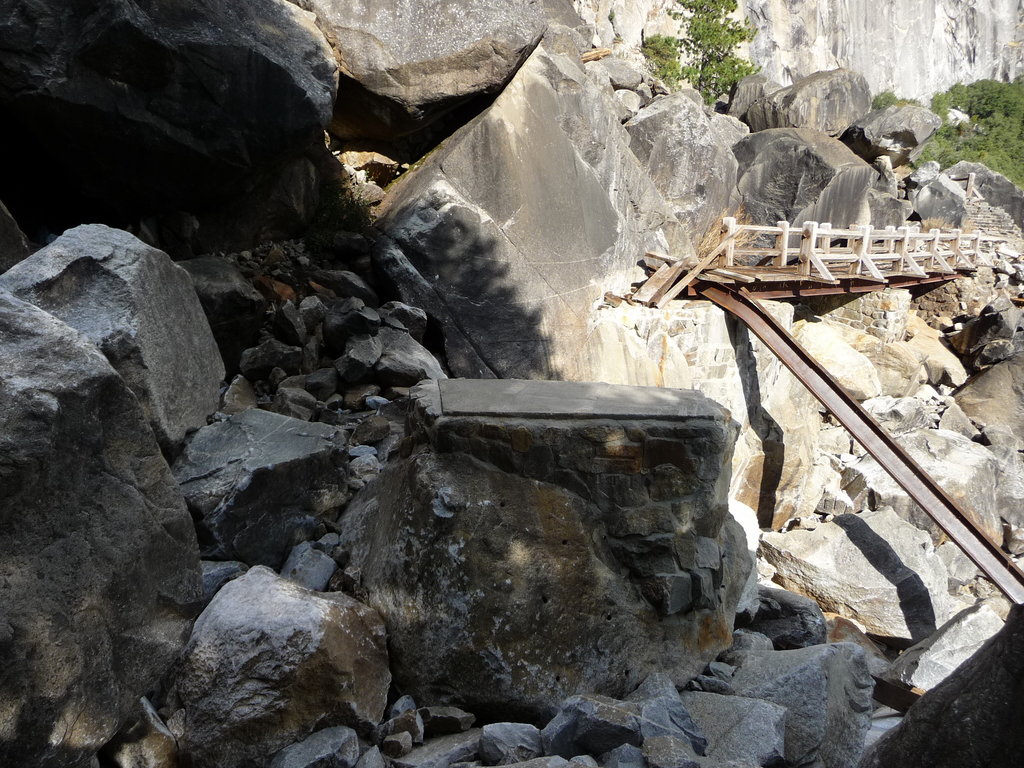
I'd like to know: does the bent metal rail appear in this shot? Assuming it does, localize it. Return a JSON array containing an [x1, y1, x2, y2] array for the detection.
[[633, 217, 1010, 307], [697, 283, 1024, 605]]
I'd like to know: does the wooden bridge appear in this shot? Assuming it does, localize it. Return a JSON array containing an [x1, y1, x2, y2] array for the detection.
[[630, 218, 1014, 307]]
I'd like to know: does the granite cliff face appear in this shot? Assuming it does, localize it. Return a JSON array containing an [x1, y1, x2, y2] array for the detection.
[[739, 0, 1024, 101]]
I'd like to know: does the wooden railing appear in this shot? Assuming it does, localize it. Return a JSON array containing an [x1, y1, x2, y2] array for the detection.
[[632, 217, 1009, 308]]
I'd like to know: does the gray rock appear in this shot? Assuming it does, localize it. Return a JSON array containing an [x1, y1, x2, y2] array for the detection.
[[301, 295, 329, 332], [222, 374, 259, 415], [270, 726, 361, 768], [626, 93, 741, 239], [861, 396, 933, 437], [0, 224, 224, 452], [0, 291, 201, 767], [760, 507, 959, 642], [312, 270, 379, 306], [861, 604, 1024, 768], [598, 744, 646, 768], [678, 692, 786, 767], [946, 160, 1024, 230], [375, 45, 684, 380], [0, 0, 336, 216], [201, 560, 249, 604], [374, 327, 447, 386], [733, 128, 880, 228], [380, 301, 428, 342], [390, 696, 419, 719], [336, 333, 385, 383], [307, 366, 341, 401], [272, 386, 319, 421], [172, 409, 349, 568], [542, 696, 644, 758], [299, 0, 546, 141], [841, 105, 942, 166], [727, 73, 783, 122], [745, 68, 871, 137], [948, 298, 1023, 366], [323, 298, 381, 356], [956, 350, 1024, 443], [0, 199, 30, 272], [594, 58, 646, 91], [275, 300, 309, 347], [614, 89, 643, 119], [908, 173, 967, 228], [640, 736, 699, 768], [886, 602, 1005, 690], [421, 707, 477, 737], [357, 746, 387, 768], [240, 338, 304, 380], [384, 732, 415, 758], [480, 723, 543, 765], [747, 585, 828, 649], [339, 379, 744, 719], [99, 697, 179, 768], [281, 541, 339, 591], [731, 643, 873, 768], [181, 256, 267, 376], [390, 730, 483, 768], [179, 567, 390, 768], [867, 188, 914, 228]]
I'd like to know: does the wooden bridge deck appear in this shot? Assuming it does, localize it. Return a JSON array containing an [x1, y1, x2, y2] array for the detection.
[[629, 218, 1015, 306]]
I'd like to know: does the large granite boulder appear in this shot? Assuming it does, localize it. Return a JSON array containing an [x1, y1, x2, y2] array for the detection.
[[861, 604, 1024, 768], [375, 45, 684, 380], [338, 379, 747, 721], [180, 256, 268, 376], [793, 319, 882, 401], [0, 225, 224, 453], [297, 0, 546, 142], [841, 105, 942, 166], [956, 350, 1024, 442], [178, 567, 390, 768], [946, 160, 1024, 230], [760, 507, 960, 643], [907, 173, 968, 227], [626, 93, 743, 239], [841, 428, 1006, 549], [172, 409, 350, 568], [0, 291, 201, 768], [0, 0, 336, 218], [745, 68, 871, 137], [0, 199, 30, 272], [727, 73, 783, 123], [730, 643, 873, 768], [733, 128, 883, 228]]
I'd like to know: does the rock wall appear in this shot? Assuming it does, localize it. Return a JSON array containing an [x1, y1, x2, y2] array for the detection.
[[739, 0, 1024, 101]]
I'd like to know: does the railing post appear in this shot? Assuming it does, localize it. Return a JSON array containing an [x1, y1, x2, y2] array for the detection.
[[723, 216, 738, 267], [928, 228, 942, 270], [800, 221, 817, 277], [776, 220, 790, 267], [951, 229, 967, 268]]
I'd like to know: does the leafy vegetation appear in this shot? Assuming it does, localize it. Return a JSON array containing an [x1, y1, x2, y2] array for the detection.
[[871, 91, 921, 110], [916, 78, 1024, 187], [304, 178, 372, 257], [640, 0, 758, 103]]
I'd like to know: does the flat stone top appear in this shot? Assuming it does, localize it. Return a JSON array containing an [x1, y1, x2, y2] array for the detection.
[[436, 379, 722, 421]]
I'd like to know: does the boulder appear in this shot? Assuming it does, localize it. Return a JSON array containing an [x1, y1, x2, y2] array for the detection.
[[861, 605, 1024, 768], [269, 726, 360, 768], [904, 313, 968, 387], [0, 0, 336, 219], [0, 224, 224, 452], [842, 428, 1005, 549], [297, 0, 546, 142], [956, 350, 1024, 441], [745, 69, 871, 137], [0, 199, 30, 272], [733, 128, 882, 228], [886, 602, 1005, 691], [390, 730, 482, 768], [626, 93, 741, 239], [201, 560, 248, 604], [860, 396, 933, 437], [760, 507, 959, 642], [946, 161, 1024, 230], [178, 567, 390, 768], [730, 643, 873, 768], [375, 44, 684, 380], [746, 585, 828, 650], [947, 297, 1024, 369], [678, 692, 786, 767], [280, 541, 338, 591], [907, 174, 967, 228], [240, 338, 305, 379], [172, 409, 350, 568], [0, 291, 201, 768], [180, 256, 267, 375], [480, 723, 543, 765], [793, 319, 881, 401], [727, 73, 783, 122], [841, 105, 942, 166], [374, 327, 448, 386], [420, 708, 477, 738], [338, 379, 745, 720], [99, 697, 179, 768]]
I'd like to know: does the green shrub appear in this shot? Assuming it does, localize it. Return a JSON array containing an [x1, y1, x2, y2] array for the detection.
[[871, 91, 921, 110], [916, 78, 1024, 187], [304, 179, 372, 257], [641, 34, 683, 87]]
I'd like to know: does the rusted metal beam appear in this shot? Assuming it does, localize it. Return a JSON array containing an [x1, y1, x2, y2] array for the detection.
[[697, 283, 1024, 605]]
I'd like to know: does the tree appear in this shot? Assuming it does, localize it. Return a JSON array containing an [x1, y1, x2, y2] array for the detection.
[[675, 0, 758, 104]]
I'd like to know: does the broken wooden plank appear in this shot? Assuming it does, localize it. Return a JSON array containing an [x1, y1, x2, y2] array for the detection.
[[632, 261, 684, 304], [581, 47, 612, 62], [706, 268, 757, 283]]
